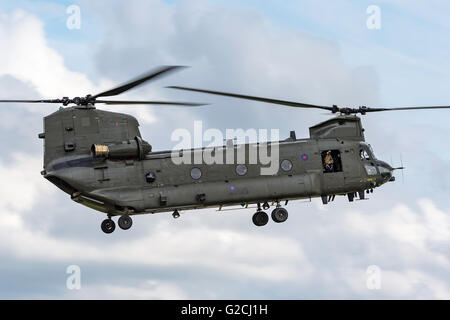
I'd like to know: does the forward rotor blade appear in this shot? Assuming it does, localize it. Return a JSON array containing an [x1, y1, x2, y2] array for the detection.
[[96, 100, 207, 106], [362, 106, 450, 112], [168, 86, 333, 111], [93, 66, 187, 99]]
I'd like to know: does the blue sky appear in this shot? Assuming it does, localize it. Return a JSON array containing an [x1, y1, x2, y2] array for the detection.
[[0, 0, 449, 299], [4, 0, 448, 98], [3, 0, 450, 107]]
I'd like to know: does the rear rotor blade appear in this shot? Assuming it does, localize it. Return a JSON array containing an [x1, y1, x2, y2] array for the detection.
[[0, 99, 64, 104], [96, 100, 207, 106], [93, 66, 187, 99], [168, 86, 333, 111]]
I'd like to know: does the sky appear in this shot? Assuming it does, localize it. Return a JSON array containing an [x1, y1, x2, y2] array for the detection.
[[0, 0, 449, 299]]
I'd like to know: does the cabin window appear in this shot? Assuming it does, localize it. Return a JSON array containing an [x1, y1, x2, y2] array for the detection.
[[235, 164, 248, 176], [190, 167, 202, 180], [145, 172, 156, 183], [321, 150, 342, 173], [280, 159, 293, 172]]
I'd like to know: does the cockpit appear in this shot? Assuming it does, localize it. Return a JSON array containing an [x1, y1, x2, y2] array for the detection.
[[359, 142, 394, 181], [359, 143, 379, 176], [359, 142, 376, 161]]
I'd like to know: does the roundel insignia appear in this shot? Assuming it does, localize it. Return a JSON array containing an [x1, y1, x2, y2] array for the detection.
[[230, 185, 236, 191], [301, 153, 309, 161]]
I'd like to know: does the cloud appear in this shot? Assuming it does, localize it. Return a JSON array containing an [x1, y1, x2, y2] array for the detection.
[[84, 0, 381, 134], [66, 280, 188, 300], [0, 153, 53, 212], [0, 1, 449, 300], [0, 205, 312, 284], [0, 153, 448, 298], [0, 10, 95, 97]]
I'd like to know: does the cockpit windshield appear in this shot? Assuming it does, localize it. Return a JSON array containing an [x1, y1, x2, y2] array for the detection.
[[359, 143, 376, 160], [367, 144, 376, 159]]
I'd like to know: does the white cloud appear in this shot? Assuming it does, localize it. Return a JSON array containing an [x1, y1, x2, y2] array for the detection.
[[0, 152, 448, 298], [0, 154, 311, 284], [0, 209, 312, 284], [0, 153, 53, 212], [346, 268, 450, 299], [68, 280, 187, 300], [343, 201, 450, 265], [0, 10, 95, 97], [0, 1, 449, 299]]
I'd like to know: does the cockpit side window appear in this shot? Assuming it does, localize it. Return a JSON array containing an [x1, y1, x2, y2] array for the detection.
[[359, 143, 376, 160], [359, 149, 370, 160], [321, 150, 343, 173]]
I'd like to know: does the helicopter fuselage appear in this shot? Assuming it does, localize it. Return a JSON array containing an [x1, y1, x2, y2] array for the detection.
[[44, 136, 392, 216], [38, 106, 394, 231]]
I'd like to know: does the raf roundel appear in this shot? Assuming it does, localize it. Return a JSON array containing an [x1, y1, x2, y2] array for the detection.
[[301, 153, 309, 161]]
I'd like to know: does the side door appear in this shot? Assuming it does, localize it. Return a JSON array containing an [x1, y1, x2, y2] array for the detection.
[[317, 142, 345, 194], [341, 148, 362, 187]]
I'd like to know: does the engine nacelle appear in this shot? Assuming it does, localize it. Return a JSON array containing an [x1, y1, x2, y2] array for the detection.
[[91, 136, 151, 160]]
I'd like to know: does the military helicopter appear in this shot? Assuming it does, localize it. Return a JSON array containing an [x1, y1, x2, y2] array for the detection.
[[2, 65, 450, 234]]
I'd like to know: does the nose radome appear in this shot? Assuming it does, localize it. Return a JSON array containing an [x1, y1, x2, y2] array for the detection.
[[377, 160, 393, 171], [376, 160, 394, 182]]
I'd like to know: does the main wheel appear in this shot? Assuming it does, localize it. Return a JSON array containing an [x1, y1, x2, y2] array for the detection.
[[101, 219, 116, 234], [118, 215, 133, 230], [252, 211, 269, 227], [271, 207, 288, 223], [172, 210, 180, 219]]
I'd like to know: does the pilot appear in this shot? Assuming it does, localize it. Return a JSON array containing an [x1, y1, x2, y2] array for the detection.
[[324, 150, 334, 172]]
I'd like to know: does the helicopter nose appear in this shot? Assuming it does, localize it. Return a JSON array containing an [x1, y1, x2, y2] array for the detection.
[[376, 160, 394, 181], [378, 160, 393, 171]]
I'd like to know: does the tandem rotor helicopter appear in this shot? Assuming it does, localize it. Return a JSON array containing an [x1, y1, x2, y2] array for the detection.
[[1, 65, 449, 233]]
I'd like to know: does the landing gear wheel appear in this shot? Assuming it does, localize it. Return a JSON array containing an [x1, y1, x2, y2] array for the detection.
[[118, 215, 133, 230], [271, 207, 288, 223], [252, 211, 269, 227], [172, 210, 180, 219], [101, 219, 116, 234]]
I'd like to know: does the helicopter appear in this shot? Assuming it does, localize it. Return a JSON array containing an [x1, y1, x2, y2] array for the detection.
[[2, 65, 450, 234]]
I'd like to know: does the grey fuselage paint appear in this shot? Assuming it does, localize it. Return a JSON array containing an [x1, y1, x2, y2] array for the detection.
[[40, 107, 391, 216]]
